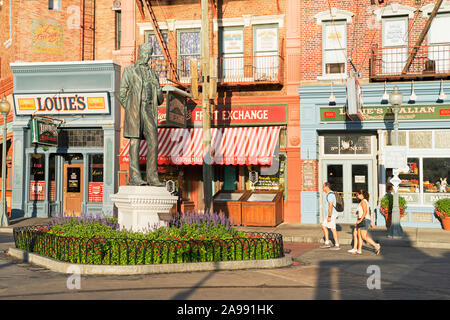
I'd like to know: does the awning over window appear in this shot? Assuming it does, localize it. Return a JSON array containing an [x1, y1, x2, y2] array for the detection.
[[119, 126, 281, 166]]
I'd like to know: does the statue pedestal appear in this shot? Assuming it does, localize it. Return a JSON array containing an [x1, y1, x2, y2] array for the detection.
[[110, 186, 178, 232]]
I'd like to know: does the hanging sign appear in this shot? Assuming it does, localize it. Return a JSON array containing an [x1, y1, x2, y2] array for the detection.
[[384, 146, 408, 169], [30, 118, 58, 146], [163, 85, 189, 128]]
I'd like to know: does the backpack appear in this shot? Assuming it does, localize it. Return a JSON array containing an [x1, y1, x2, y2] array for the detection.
[[327, 191, 344, 213]]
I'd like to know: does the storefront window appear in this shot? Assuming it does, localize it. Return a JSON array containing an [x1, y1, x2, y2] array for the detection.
[[386, 158, 420, 204], [88, 154, 103, 203], [423, 158, 450, 200], [49, 154, 56, 202], [244, 154, 286, 198], [324, 134, 372, 155], [30, 154, 45, 201]]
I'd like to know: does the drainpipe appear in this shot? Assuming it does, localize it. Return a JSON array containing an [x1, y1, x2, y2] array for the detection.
[[3, 0, 12, 48]]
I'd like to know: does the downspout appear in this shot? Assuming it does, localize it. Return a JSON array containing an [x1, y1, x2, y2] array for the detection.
[[3, 0, 12, 48]]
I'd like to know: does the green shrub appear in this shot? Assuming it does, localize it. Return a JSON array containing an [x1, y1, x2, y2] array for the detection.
[[380, 193, 407, 211], [435, 198, 450, 218]]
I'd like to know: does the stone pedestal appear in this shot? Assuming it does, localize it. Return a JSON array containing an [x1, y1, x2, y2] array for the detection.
[[110, 186, 178, 232]]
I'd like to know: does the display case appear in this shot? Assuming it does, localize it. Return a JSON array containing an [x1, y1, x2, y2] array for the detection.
[[241, 191, 284, 227], [213, 190, 249, 225]]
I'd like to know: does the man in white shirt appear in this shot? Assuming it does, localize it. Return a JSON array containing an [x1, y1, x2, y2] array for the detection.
[[320, 182, 340, 250]]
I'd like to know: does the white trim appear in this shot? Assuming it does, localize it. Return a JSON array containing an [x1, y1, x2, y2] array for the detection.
[[421, 1, 450, 17], [10, 60, 114, 67], [137, 20, 202, 35], [317, 74, 347, 81], [374, 3, 416, 21], [314, 8, 354, 25], [213, 15, 285, 31]]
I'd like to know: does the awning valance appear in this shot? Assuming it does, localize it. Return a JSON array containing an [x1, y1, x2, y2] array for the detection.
[[119, 126, 281, 166]]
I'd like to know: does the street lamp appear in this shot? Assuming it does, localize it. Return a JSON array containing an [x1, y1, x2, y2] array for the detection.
[[388, 85, 404, 238], [0, 96, 11, 227]]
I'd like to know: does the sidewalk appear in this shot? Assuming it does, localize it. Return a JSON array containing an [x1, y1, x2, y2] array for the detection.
[[237, 223, 450, 249], [1, 218, 449, 249]]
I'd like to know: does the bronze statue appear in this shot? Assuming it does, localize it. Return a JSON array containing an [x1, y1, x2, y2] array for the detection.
[[119, 42, 165, 186]]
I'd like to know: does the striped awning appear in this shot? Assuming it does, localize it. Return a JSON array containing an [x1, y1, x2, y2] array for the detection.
[[119, 126, 281, 166]]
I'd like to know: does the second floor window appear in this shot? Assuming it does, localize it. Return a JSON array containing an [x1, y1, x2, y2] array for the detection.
[[382, 16, 408, 74], [219, 27, 244, 80], [178, 30, 200, 79], [323, 21, 347, 75], [49, 0, 61, 11], [428, 13, 450, 73], [145, 31, 169, 80], [254, 24, 279, 81]]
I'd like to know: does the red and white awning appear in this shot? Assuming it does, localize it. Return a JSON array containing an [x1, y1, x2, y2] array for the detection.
[[119, 126, 281, 166]]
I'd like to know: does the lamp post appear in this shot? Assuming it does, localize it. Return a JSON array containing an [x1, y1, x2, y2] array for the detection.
[[0, 96, 11, 227], [388, 86, 404, 238]]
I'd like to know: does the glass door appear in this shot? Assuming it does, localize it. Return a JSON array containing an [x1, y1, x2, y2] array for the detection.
[[322, 160, 373, 224]]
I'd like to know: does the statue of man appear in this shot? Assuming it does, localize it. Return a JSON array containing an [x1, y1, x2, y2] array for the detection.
[[119, 42, 165, 186]]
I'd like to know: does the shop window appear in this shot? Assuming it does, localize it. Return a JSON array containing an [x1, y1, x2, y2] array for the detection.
[[244, 154, 286, 198], [158, 166, 179, 195], [409, 131, 432, 149], [178, 30, 201, 80], [423, 158, 450, 194], [146, 31, 169, 80], [435, 131, 450, 149], [58, 129, 104, 148], [385, 130, 406, 146], [323, 134, 372, 155], [48, 0, 61, 11], [49, 154, 56, 202], [30, 154, 45, 201], [322, 21, 347, 75], [88, 154, 103, 203], [385, 158, 420, 203], [115, 10, 121, 50]]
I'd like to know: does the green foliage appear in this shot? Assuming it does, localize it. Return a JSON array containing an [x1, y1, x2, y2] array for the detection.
[[435, 198, 450, 218], [14, 215, 283, 265], [380, 193, 407, 211]]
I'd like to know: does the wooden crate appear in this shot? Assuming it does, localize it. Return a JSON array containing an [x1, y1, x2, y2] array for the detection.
[[241, 191, 284, 227], [213, 190, 249, 226]]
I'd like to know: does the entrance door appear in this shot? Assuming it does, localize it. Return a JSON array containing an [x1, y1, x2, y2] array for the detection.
[[321, 160, 373, 224], [63, 163, 83, 216]]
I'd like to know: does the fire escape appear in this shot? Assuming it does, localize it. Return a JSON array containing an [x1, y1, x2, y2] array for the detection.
[[81, 0, 96, 60]]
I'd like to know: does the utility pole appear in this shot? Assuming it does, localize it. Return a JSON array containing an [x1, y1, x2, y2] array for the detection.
[[201, 0, 213, 211]]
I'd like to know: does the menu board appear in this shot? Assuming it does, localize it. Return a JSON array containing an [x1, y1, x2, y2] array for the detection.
[[247, 193, 277, 202]]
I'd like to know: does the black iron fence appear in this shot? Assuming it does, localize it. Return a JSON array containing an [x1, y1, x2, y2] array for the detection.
[[13, 225, 284, 265]]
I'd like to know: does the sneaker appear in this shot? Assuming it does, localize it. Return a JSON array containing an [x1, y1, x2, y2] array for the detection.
[[330, 245, 341, 250], [348, 248, 357, 253], [320, 243, 331, 249]]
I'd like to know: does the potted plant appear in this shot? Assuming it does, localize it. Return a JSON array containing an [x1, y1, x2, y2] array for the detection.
[[380, 193, 407, 228], [434, 198, 450, 231]]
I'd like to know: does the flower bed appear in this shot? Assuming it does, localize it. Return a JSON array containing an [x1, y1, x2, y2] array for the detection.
[[13, 212, 284, 265]]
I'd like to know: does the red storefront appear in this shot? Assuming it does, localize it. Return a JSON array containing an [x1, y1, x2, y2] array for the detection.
[[118, 102, 289, 223]]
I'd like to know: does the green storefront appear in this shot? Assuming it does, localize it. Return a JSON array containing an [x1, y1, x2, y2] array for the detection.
[[10, 61, 121, 218]]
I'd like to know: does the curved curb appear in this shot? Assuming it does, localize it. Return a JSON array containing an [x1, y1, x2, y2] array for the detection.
[[7, 247, 292, 275]]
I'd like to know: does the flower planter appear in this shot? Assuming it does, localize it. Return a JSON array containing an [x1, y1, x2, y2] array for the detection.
[[380, 207, 405, 228], [435, 210, 450, 231]]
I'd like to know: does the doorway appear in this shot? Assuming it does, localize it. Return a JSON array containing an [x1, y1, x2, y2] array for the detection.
[[63, 155, 83, 216], [321, 160, 374, 224]]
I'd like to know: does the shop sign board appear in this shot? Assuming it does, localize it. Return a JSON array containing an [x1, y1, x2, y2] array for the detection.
[[158, 104, 287, 127], [163, 85, 189, 128], [13, 92, 110, 116], [320, 105, 450, 122], [30, 118, 58, 146], [384, 146, 407, 169]]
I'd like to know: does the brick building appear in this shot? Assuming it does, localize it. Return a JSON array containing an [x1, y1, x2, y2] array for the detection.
[[116, 0, 303, 225], [297, 0, 450, 228]]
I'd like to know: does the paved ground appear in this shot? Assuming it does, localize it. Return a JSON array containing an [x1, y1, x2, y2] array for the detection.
[[1, 233, 449, 300]]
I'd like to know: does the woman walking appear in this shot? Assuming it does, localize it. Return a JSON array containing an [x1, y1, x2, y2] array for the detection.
[[354, 189, 381, 255]]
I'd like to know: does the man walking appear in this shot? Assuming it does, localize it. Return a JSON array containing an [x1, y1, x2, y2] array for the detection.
[[320, 182, 340, 250]]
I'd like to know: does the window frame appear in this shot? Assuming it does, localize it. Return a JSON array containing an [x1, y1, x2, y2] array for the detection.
[[322, 20, 347, 76]]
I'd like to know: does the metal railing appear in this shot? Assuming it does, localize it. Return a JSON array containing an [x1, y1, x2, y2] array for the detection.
[[370, 43, 450, 80], [150, 55, 284, 85], [13, 225, 284, 265]]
